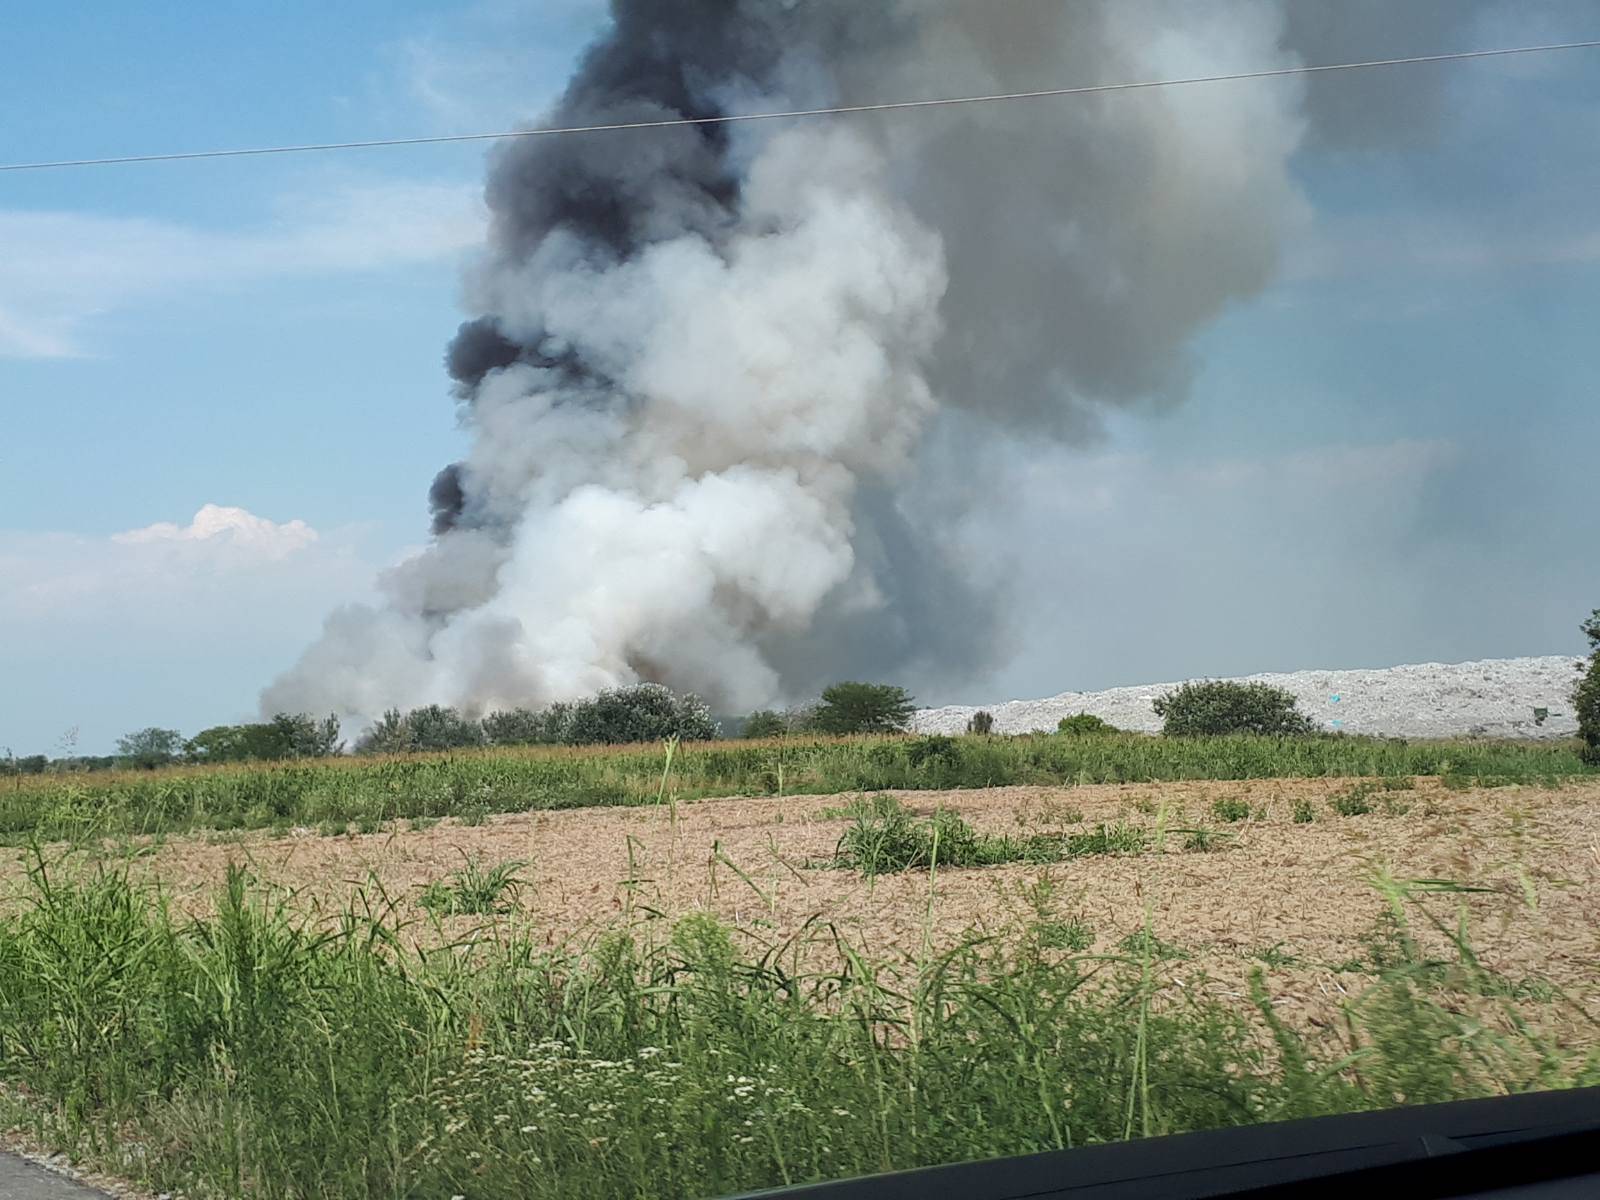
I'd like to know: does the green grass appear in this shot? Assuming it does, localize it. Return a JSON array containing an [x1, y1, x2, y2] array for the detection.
[[1117, 929, 1191, 962], [1331, 783, 1378, 817], [1, 862, 1592, 1199], [1181, 827, 1234, 852], [417, 857, 525, 916], [1036, 916, 1096, 952], [833, 800, 1148, 876], [3, 732, 1590, 844], [1062, 822, 1148, 857]]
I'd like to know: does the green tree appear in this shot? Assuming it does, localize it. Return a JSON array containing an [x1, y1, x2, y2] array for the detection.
[[482, 705, 573, 747], [811, 683, 916, 735], [266, 712, 343, 758], [116, 727, 184, 770], [356, 709, 412, 755], [185, 725, 252, 764], [1575, 609, 1600, 764], [741, 710, 788, 739], [1, 751, 47, 776], [402, 705, 484, 753], [564, 685, 719, 746], [1152, 681, 1315, 738], [186, 714, 342, 763]]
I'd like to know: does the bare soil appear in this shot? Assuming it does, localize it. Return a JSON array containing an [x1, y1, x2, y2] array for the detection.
[[7, 777, 1599, 1038]]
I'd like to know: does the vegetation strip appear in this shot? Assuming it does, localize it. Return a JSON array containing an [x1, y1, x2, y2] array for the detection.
[[0, 863, 1593, 1199], [3, 730, 1592, 844]]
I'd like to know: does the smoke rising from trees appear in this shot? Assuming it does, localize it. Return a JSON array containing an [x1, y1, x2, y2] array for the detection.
[[264, 0, 1489, 727]]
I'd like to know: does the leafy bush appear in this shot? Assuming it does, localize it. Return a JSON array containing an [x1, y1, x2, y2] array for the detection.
[[564, 684, 719, 746], [481, 705, 573, 747], [1057, 713, 1116, 735], [811, 682, 916, 735], [907, 735, 961, 769], [1575, 609, 1600, 765], [1153, 681, 1315, 738], [741, 710, 788, 739], [966, 710, 995, 735]]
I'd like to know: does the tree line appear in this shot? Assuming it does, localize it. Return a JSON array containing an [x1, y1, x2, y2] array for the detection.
[[10, 611, 1599, 773], [1, 681, 923, 774]]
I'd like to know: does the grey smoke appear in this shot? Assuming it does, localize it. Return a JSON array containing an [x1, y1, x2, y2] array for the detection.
[[264, 0, 1489, 725], [1280, 0, 1497, 148]]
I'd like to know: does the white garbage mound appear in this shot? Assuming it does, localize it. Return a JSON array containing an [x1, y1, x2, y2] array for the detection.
[[913, 656, 1585, 741]]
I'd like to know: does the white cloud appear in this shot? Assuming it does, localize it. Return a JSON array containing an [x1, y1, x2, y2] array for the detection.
[[0, 179, 486, 358], [0, 506, 389, 752], [1, 505, 372, 622], [112, 504, 319, 560]]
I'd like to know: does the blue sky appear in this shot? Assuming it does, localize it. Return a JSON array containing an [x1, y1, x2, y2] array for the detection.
[[3, 3, 1598, 754]]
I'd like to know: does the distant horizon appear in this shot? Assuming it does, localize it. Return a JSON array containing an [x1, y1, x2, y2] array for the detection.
[[7, 648, 1588, 760]]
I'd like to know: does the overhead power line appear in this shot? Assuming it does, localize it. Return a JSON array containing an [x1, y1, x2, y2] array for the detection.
[[3, 39, 1597, 174]]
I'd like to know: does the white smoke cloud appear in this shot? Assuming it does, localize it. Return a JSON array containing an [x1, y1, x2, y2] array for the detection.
[[264, 0, 1491, 728], [265, 122, 947, 720]]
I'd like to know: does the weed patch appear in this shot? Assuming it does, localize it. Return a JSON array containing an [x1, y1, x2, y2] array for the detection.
[[418, 857, 525, 916], [1331, 783, 1376, 817], [831, 800, 1145, 875], [1180, 827, 1233, 853], [1211, 797, 1251, 823]]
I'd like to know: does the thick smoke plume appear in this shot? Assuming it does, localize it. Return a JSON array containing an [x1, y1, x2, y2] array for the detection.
[[265, 0, 1486, 725]]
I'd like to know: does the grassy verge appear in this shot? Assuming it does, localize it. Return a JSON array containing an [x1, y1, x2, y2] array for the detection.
[[0, 861, 1593, 1199], [1, 732, 1591, 844]]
